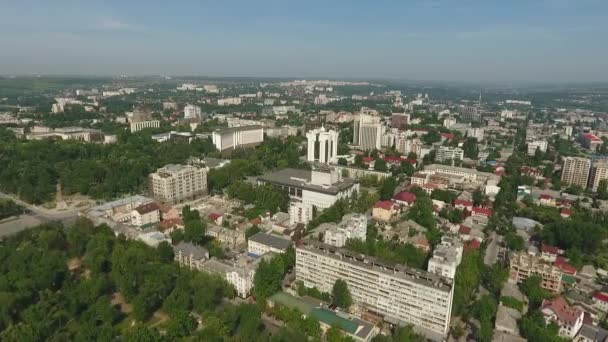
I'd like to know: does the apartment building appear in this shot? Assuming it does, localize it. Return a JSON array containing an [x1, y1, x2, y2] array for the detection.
[[296, 240, 454, 341], [561, 157, 591, 188], [130, 202, 160, 227], [247, 232, 292, 256], [202, 254, 273, 298], [527, 139, 548, 156], [184, 104, 201, 119], [212, 125, 264, 151], [149, 164, 207, 204], [541, 297, 584, 338], [508, 252, 563, 294], [257, 166, 359, 225], [589, 162, 608, 192], [391, 112, 410, 129], [174, 241, 209, 271], [427, 237, 463, 279], [353, 114, 382, 151], [217, 97, 242, 106], [206, 224, 246, 249], [580, 133, 603, 151], [323, 213, 367, 247], [435, 146, 464, 163]]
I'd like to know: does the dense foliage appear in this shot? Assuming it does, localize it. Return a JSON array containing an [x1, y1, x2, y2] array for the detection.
[[0, 199, 24, 220]]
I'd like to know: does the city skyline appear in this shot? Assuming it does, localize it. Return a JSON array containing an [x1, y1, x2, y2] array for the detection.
[[1, 0, 608, 83]]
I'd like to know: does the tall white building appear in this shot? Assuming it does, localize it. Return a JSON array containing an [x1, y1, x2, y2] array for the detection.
[[212, 125, 264, 151], [257, 166, 359, 225], [296, 240, 454, 341], [323, 213, 367, 247], [306, 127, 339, 164], [590, 162, 608, 192], [561, 157, 591, 188], [353, 114, 382, 151], [149, 164, 208, 203], [184, 104, 201, 119]]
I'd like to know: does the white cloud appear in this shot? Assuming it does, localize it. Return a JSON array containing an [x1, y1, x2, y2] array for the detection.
[[97, 18, 147, 32]]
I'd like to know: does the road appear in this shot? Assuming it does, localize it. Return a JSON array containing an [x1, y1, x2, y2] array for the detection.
[[0, 191, 80, 237]]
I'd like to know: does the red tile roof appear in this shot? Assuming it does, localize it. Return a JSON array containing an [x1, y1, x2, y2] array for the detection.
[[454, 198, 473, 207], [541, 244, 559, 255], [555, 257, 577, 275], [134, 202, 159, 215], [422, 182, 440, 190], [402, 158, 417, 165], [560, 208, 572, 217], [383, 156, 403, 163], [540, 194, 553, 200], [583, 133, 602, 141], [393, 191, 416, 204], [208, 212, 222, 221], [440, 133, 455, 140], [374, 201, 396, 211], [472, 206, 492, 217], [593, 292, 608, 303], [464, 239, 481, 253], [362, 156, 374, 164], [250, 217, 262, 225], [458, 225, 472, 235], [541, 297, 583, 326]]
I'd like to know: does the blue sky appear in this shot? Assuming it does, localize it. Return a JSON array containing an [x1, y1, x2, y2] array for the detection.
[[1, 0, 607, 83]]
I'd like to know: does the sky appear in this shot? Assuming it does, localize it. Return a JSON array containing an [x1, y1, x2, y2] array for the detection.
[[1, 0, 608, 83]]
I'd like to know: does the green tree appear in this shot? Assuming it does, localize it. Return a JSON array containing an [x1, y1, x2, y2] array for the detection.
[[374, 158, 388, 172], [166, 311, 197, 339], [338, 158, 348, 166], [598, 179, 608, 200], [379, 177, 398, 200], [331, 279, 352, 309]]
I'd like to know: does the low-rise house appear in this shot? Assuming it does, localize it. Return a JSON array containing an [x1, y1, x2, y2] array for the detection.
[[592, 292, 608, 313], [575, 324, 608, 342], [541, 244, 560, 263], [174, 241, 209, 271], [495, 304, 522, 336], [372, 201, 399, 222], [541, 296, 584, 338], [472, 206, 492, 219], [392, 191, 416, 207], [454, 198, 473, 212], [208, 212, 223, 225], [248, 232, 292, 256], [131, 202, 160, 227], [206, 224, 246, 249]]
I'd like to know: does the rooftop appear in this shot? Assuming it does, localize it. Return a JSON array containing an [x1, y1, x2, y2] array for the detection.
[[257, 168, 357, 196], [174, 241, 209, 260], [134, 202, 159, 215], [249, 232, 292, 251], [214, 125, 263, 135]]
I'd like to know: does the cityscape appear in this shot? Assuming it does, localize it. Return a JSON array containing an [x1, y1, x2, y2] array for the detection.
[[2, 1, 608, 342]]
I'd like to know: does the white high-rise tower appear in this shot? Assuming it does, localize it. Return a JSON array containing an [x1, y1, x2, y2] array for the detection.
[[306, 127, 339, 164]]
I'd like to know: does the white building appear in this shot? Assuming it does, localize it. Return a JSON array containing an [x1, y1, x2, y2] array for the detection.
[[323, 213, 367, 247], [353, 114, 382, 151], [247, 232, 292, 256], [184, 104, 201, 119], [149, 164, 207, 204], [130, 120, 160, 133], [443, 116, 457, 128], [130, 202, 160, 226], [217, 97, 242, 106], [541, 297, 584, 338], [427, 237, 463, 279], [174, 242, 209, 271], [306, 127, 339, 164], [435, 146, 464, 163], [527, 140, 548, 156], [202, 254, 273, 298], [212, 125, 264, 151], [590, 163, 608, 192], [203, 84, 219, 93], [296, 240, 454, 341], [466, 127, 484, 141], [257, 166, 359, 225]]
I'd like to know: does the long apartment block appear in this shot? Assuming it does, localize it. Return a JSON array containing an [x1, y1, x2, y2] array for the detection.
[[295, 239, 453, 341]]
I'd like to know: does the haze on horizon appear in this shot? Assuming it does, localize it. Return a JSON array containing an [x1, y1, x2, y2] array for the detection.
[[1, 0, 607, 83]]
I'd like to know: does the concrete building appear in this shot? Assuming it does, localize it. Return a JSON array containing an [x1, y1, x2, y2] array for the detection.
[[206, 224, 246, 249], [580, 133, 604, 151], [527, 139, 548, 156], [561, 157, 591, 188], [391, 112, 410, 129], [296, 240, 454, 341], [174, 241, 209, 271], [150, 164, 207, 204], [217, 97, 242, 106], [257, 166, 359, 225], [306, 127, 339, 164], [323, 213, 367, 247], [435, 147, 464, 163], [202, 254, 273, 298], [353, 114, 382, 151], [372, 201, 399, 222], [130, 202, 160, 227], [466, 127, 484, 141], [247, 232, 292, 256], [541, 297, 584, 338], [443, 116, 457, 128], [184, 104, 201, 119], [130, 119, 160, 132], [427, 237, 463, 279], [589, 162, 608, 192], [212, 125, 264, 151], [508, 252, 562, 294]]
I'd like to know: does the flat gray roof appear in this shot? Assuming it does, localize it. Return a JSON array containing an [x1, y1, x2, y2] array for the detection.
[[249, 232, 292, 251], [257, 168, 357, 196], [214, 125, 263, 134]]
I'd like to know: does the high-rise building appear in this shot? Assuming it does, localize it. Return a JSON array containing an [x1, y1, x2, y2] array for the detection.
[[561, 157, 591, 188], [184, 104, 201, 119], [353, 114, 382, 151], [296, 239, 454, 341], [306, 127, 339, 164], [149, 164, 207, 204], [435, 146, 464, 163], [589, 162, 608, 192], [212, 125, 264, 151], [391, 112, 410, 129]]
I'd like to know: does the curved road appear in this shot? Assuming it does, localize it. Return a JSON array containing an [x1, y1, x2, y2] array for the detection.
[[0, 191, 80, 225]]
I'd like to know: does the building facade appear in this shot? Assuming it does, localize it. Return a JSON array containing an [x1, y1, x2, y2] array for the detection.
[[212, 125, 264, 151], [353, 114, 382, 151], [435, 147, 464, 163], [561, 157, 591, 188], [247, 232, 292, 256], [150, 164, 207, 204], [589, 162, 608, 192], [296, 240, 454, 341], [306, 127, 339, 164], [508, 252, 563, 294], [184, 104, 201, 119], [174, 241, 209, 271], [323, 213, 367, 247]]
